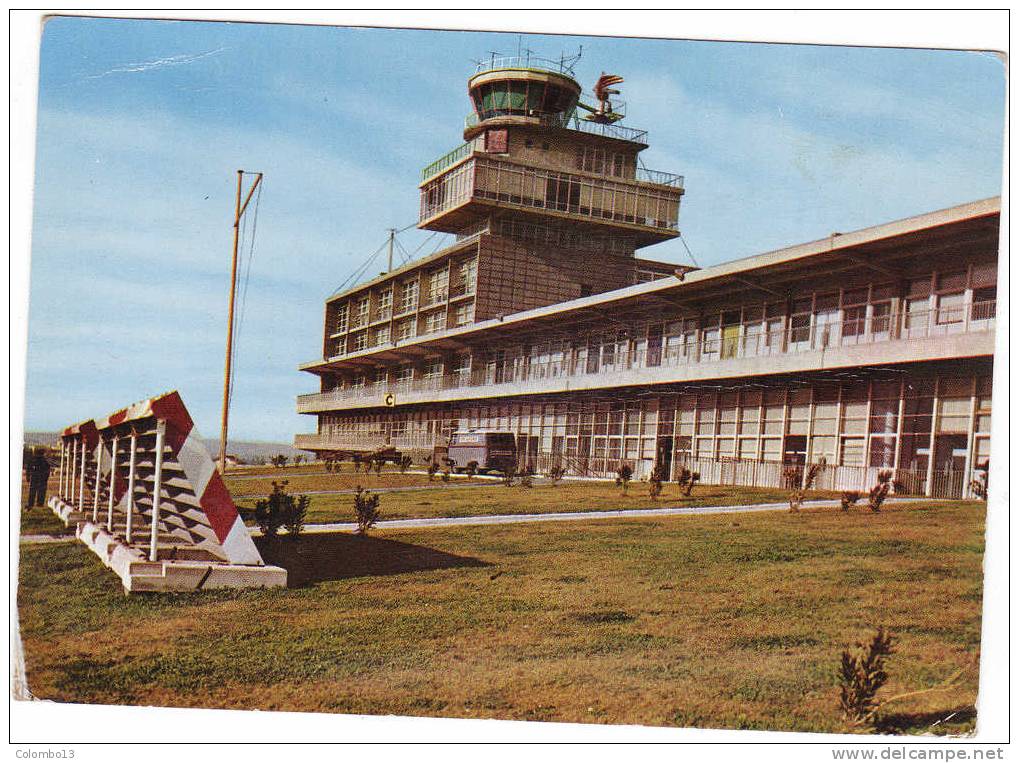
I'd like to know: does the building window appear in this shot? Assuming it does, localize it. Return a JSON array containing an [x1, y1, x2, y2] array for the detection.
[[395, 365, 414, 386], [353, 297, 370, 328], [972, 285, 996, 320], [376, 288, 392, 320], [398, 280, 419, 314], [426, 268, 449, 306], [351, 330, 368, 352], [371, 324, 390, 347], [423, 359, 443, 378], [936, 292, 965, 325], [458, 258, 478, 294], [452, 302, 475, 326], [424, 310, 446, 334], [333, 304, 348, 334], [396, 317, 416, 341]]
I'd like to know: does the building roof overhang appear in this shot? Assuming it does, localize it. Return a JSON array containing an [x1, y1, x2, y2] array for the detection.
[[300, 196, 1001, 376]]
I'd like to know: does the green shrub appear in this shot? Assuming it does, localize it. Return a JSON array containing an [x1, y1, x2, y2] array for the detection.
[[649, 462, 666, 499], [465, 460, 479, 480], [678, 467, 700, 497], [789, 458, 826, 512], [427, 461, 439, 481], [398, 455, 413, 473], [502, 463, 517, 487], [353, 486, 381, 535], [840, 491, 861, 512], [615, 463, 633, 495], [547, 465, 566, 486], [270, 454, 289, 469], [254, 481, 309, 538]]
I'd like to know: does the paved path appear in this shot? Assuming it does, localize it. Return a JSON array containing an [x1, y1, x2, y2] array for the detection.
[[254, 497, 931, 535], [230, 480, 513, 500], [20, 497, 937, 544]]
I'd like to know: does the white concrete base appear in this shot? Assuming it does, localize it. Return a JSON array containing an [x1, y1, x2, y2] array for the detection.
[[75, 520, 287, 593], [48, 496, 87, 526]]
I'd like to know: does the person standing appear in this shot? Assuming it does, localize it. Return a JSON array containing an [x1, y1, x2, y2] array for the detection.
[[27, 450, 50, 508]]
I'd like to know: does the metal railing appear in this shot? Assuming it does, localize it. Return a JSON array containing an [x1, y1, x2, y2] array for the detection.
[[473, 54, 578, 77], [422, 140, 475, 182], [297, 301, 995, 412], [419, 156, 681, 230], [636, 167, 685, 188], [463, 111, 649, 144]]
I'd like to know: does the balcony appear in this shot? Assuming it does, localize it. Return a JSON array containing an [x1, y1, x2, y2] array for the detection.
[[422, 140, 475, 182], [294, 432, 436, 453], [463, 111, 648, 144], [296, 301, 995, 414], [420, 156, 681, 245]]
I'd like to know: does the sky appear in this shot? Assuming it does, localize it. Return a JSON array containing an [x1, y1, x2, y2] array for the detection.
[[21, 15, 1005, 443]]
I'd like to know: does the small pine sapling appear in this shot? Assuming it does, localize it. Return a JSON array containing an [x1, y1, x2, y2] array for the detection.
[[352, 485, 381, 535], [465, 460, 479, 480], [427, 461, 439, 481], [868, 470, 892, 512], [615, 463, 634, 495], [548, 465, 566, 486], [789, 458, 826, 512], [648, 461, 666, 499], [838, 627, 895, 727], [398, 455, 413, 473], [502, 463, 517, 487], [840, 491, 861, 512]]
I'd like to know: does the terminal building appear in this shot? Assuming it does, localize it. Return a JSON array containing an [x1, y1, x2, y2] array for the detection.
[[295, 55, 999, 499]]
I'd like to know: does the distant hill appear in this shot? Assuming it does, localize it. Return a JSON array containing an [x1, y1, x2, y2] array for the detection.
[[22, 432, 304, 463]]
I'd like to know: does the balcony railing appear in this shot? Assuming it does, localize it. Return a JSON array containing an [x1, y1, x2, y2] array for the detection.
[[422, 140, 475, 182], [636, 167, 685, 188], [298, 301, 995, 412], [421, 156, 681, 232], [473, 54, 578, 77], [463, 111, 649, 144]]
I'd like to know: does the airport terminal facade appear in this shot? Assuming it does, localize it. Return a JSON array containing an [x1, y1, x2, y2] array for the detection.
[[295, 57, 998, 499]]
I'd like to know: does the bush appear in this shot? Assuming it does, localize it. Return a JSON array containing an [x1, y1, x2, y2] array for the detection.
[[465, 460, 479, 480], [293, 454, 304, 466], [648, 462, 666, 499], [426, 461, 439, 481], [353, 485, 381, 535], [372, 457, 384, 475], [677, 467, 700, 497], [547, 465, 566, 486], [868, 470, 892, 512], [615, 463, 633, 495], [352, 454, 363, 473], [840, 491, 861, 512], [518, 472, 533, 488], [502, 463, 517, 487], [253, 481, 309, 538], [441, 468, 451, 483], [398, 455, 413, 473], [838, 627, 895, 726], [789, 458, 826, 512], [270, 454, 289, 469]]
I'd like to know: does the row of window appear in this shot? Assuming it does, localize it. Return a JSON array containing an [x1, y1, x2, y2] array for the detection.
[[330, 257, 478, 337], [317, 375, 992, 471], [325, 271, 995, 380]]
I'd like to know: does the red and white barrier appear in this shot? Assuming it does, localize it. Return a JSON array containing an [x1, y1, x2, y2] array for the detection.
[[50, 391, 285, 592]]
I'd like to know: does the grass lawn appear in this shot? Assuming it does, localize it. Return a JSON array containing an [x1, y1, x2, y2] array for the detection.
[[17, 476, 74, 537], [223, 469, 476, 497], [234, 480, 845, 525], [17, 500, 984, 734]]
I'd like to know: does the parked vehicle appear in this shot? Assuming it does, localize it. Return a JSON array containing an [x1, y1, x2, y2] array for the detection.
[[446, 430, 517, 474]]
